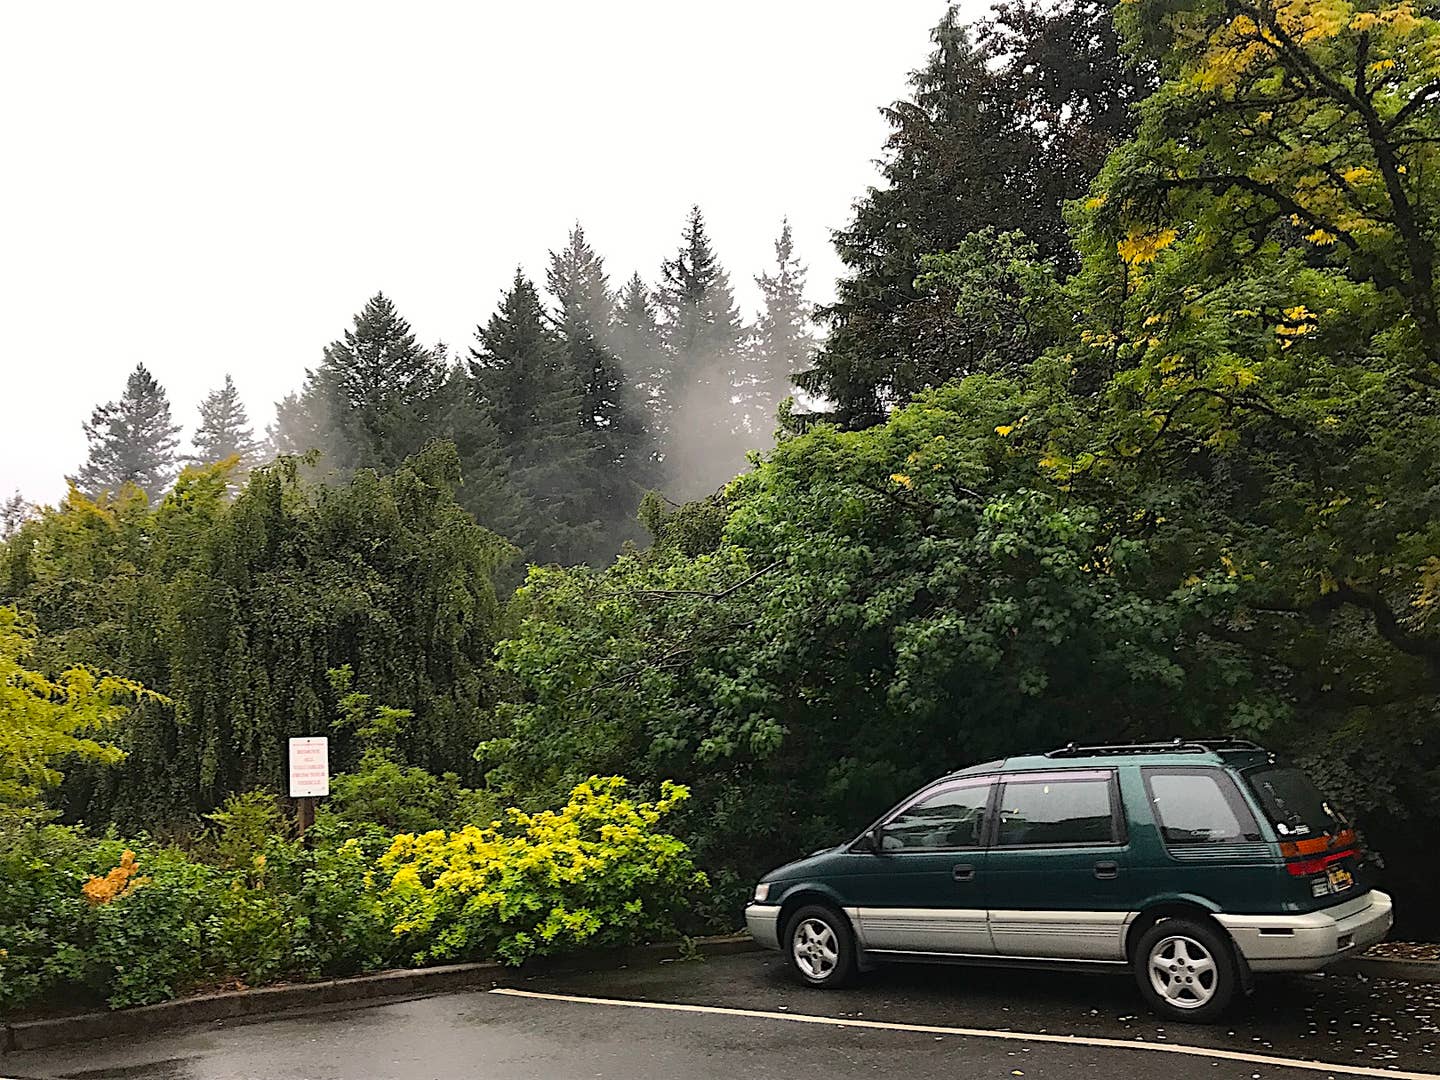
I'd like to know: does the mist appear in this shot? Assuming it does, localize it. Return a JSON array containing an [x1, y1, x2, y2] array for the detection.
[[0, 1, 960, 507]]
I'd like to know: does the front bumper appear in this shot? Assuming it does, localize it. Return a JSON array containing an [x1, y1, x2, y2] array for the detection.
[[1216, 889, 1393, 972], [745, 904, 782, 950]]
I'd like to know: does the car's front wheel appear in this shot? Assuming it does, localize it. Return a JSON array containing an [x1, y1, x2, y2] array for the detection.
[[1133, 917, 1238, 1023], [783, 904, 856, 988]]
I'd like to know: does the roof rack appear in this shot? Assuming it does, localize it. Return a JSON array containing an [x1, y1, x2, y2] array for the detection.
[[1045, 738, 1260, 758], [1190, 737, 1264, 752]]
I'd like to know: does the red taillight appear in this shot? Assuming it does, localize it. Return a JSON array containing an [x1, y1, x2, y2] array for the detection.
[[1285, 848, 1357, 876]]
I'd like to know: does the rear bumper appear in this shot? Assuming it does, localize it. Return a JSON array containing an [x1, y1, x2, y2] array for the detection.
[[745, 904, 782, 950], [1216, 889, 1393, 972]]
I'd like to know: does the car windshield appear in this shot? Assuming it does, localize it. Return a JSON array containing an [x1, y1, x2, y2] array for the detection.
[[1243, 766, 1347, 839]]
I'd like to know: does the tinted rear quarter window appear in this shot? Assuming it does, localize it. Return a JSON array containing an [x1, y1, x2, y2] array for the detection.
[[1143, 768, 1260, 845]]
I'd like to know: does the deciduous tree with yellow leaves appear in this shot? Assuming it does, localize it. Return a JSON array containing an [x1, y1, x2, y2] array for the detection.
[[0, 606, 154, 819], [1057, 0, 1440, 671], [1019, 0, 1440, 880]]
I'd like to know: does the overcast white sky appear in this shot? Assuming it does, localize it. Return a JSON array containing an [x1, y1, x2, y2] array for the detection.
[[1, 1, 974, 504]]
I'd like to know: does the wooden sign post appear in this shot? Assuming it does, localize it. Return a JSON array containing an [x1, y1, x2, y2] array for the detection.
[[288, 736, 329, 838]]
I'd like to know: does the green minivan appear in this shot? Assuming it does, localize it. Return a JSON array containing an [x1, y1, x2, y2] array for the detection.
[[745, 740, 1393, 1022]]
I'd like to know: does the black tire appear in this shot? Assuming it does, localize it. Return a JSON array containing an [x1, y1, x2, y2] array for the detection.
[[783, 904, 857, 988], [1133, 916, 1238, 1023]]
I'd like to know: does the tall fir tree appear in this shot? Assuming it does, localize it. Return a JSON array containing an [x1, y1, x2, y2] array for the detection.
[[0, 493, 31, 541], [744, 219, 814, 439], [433, 364, 526, 548], [469, 271, 601, 566], [655, 205, 747, 497], [278, 293, 448, 472], [610, 272, 668, 467], [267, 390, 326, 458], [188, 374, 261, 471], [69, 363, 182, 502], [547, 225, 653, 546], [798, 1, 1144, 426]]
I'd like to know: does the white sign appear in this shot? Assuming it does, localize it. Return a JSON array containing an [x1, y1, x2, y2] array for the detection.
[[288, 737, 329, 797]]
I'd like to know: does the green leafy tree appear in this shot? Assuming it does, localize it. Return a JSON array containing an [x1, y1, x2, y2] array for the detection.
[[485, 383, 1236, 903], [0, 485, 150, 677], [188, 374, 261, 472], [1036, 0, 1440, 839], [69, 363, 183, 502], [913, 228, 1065, 377], [2, 445, 511, 824], [0, 606, 154, 818], [880, 0, 1440, 921]]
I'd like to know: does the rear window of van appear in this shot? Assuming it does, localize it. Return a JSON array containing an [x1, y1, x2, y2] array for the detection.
[[1243, 766, 1346, 839]]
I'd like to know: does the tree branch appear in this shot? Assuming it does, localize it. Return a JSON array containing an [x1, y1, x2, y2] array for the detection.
[[1153, 174, 1361, 250], [1385, 80, 1440, 133], [631, 561, 781, 601], [1332, 585, 1440, 666], [1255, 587, 1440, 670]]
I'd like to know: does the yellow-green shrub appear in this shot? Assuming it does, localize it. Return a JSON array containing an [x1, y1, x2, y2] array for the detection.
[[379, 777, 706, 964]]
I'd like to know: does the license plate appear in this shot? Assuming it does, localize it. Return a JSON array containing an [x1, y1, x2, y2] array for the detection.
[[1327, 865, 1354, 893]]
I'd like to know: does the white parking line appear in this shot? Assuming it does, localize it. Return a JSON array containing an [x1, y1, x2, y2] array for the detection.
[[491, 987, 1440, 1079]]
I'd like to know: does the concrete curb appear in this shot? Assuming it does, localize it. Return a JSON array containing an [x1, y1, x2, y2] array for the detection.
[[1342, 954, 1440, 983], [1, 934, 760, 1053]]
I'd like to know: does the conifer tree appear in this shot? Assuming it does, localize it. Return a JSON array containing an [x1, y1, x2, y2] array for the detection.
[[433, 364, 526, 547], [296, 293, 449, 471], [69, 363, 182, 502], [655, 206, 747, 496], [744, 219, 814, 439], [547, 226, 653, 543], [189, 374, 261, 470], [469, 271, 601, 565], [0, 493, 31, 541], [611, 272, 668, 465], [799, 2, 1143, 426]]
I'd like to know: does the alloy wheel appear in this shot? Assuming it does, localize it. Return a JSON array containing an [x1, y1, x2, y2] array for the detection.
[[791, 917, 839, 980], [1147, 933, 1219, 1009]]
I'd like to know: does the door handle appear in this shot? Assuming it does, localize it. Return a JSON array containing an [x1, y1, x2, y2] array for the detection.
[[952, 863, 976, 882], [1093, 860, 1119, 880]]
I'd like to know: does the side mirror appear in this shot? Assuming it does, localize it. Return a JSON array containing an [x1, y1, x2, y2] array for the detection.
[[857, 825, 883, 854]]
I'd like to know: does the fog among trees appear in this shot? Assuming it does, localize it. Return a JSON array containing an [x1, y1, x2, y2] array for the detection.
[[4, 0, 1440, 1014]]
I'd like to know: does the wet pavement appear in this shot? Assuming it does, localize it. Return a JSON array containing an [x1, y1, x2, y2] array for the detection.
[[3, 952, 1439, 1079]]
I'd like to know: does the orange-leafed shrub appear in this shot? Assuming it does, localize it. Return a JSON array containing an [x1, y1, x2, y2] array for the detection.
[[82, 850, 148, 905]]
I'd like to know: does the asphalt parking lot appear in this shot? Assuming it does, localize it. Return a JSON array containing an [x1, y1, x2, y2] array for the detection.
[[4, 951, 1438, 1080]]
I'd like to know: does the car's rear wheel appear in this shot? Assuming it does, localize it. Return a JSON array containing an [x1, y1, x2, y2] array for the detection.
[[1133, 917, 1237, 1023], [783, 904, 856, 988]]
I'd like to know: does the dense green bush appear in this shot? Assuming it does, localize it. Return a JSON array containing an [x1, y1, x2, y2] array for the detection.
[[83, 851, 223, 1008], [0, 826, 123, 1012], [268, 822, 398, 977], [325, 666, 497, 835], [0, 777, 701, 1015]]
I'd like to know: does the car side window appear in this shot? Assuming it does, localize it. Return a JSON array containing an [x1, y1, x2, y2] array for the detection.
[[995, 774, 1117, 847], [880, 781, 991, 851], [1143, 768, 1261, 845]]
